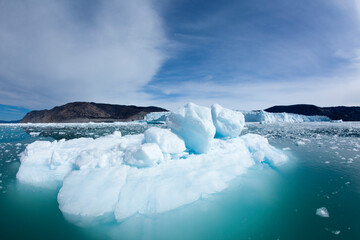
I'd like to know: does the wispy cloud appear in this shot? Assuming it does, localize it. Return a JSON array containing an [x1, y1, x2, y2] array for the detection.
[[146, 0, 360, 109], [148, 72, 360, 111], [0, 0, 167, 109]]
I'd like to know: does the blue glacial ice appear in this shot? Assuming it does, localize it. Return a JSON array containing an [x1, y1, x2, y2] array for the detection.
[[242, 110, 331, 123], [16, 103, 288, 223], [167, 102, 216, 154], [211, 104, 245, 138]]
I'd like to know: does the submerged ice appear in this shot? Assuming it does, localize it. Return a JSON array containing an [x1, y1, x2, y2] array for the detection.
[[16, 103, 288, 223]]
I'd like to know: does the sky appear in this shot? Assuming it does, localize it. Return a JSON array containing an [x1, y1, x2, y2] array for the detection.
[[0, 0, 359, 117]]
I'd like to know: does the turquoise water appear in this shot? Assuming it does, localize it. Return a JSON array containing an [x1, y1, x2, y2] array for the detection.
[[0, 122, 359, 239]]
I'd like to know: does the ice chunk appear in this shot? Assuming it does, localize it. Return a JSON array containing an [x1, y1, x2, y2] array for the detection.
[[211, 104, 245, 138], [240, 134, 288, 165], [167, 103, 215, 153], [58, 167, 127, 222], [124, 143, 164, 167], [144, 112, 170, 122], [316, 207, 330, 217], [144, 127, 186, 154], [296, 141, 306, 146]]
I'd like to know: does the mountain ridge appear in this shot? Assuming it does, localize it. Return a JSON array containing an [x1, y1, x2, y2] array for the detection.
[[20, 102, 167, 123], [265, 104, 360, 121]]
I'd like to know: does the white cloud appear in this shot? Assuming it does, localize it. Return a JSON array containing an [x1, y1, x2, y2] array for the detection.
[[150, 73, 360, 111], [0, 0, 167, 109]]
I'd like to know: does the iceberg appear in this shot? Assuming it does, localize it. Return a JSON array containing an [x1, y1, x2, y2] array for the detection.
[[211, 104, 245, 138], [242, 110, 331, 123], [16, 103, 288, 224]]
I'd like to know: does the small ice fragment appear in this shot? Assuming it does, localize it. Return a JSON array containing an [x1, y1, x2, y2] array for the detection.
[[282, 147, 291, 151], [325, 161, 330, 164], [316, 207, 329, 217], [331, 230, 340, 235], [29, 132, 40, 136], [296, 141, 306, 146], [345, 182, 350, 185]]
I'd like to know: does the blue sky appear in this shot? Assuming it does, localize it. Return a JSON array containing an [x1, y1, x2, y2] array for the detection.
[[0, 0, 359, 115], [0, 104, 29, 121]]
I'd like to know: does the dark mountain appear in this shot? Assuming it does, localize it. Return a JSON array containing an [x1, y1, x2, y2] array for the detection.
[[20, 102, 168, 123], [265, 104, 360, 121]]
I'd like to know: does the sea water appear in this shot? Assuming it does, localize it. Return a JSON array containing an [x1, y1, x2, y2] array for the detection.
[[0, 122, 359, 239]]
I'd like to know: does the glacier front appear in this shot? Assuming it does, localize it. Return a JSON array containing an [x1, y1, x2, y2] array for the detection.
[[242, 110, 331, 123]]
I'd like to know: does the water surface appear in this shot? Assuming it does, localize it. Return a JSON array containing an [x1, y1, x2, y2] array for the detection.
[[0, 122, 359, 239]]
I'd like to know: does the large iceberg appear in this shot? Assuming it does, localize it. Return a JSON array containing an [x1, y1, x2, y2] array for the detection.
[[17, 103, 288, 224], [242, 110, 331, 123]]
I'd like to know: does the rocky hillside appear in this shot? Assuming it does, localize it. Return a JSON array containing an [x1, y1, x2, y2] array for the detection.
[[20, 102, 167, 123], [265, 104, 360, 121]]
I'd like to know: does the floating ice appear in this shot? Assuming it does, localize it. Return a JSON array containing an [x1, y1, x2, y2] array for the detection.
[[316, 207, 330, 217], [296, 141, 306, 146], [16, 103, 289, 224], [144, 112, 170, 122], [242, 110, 331, 123], [144, 127, 186, 154], [167, 103, 215, 153], [211, 104, 245, 138]]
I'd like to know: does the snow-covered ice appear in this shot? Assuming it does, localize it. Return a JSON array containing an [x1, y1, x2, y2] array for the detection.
[[16, 103, 288, 223], [124, 143, 164, 168], [144, 127, 185, 154]]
